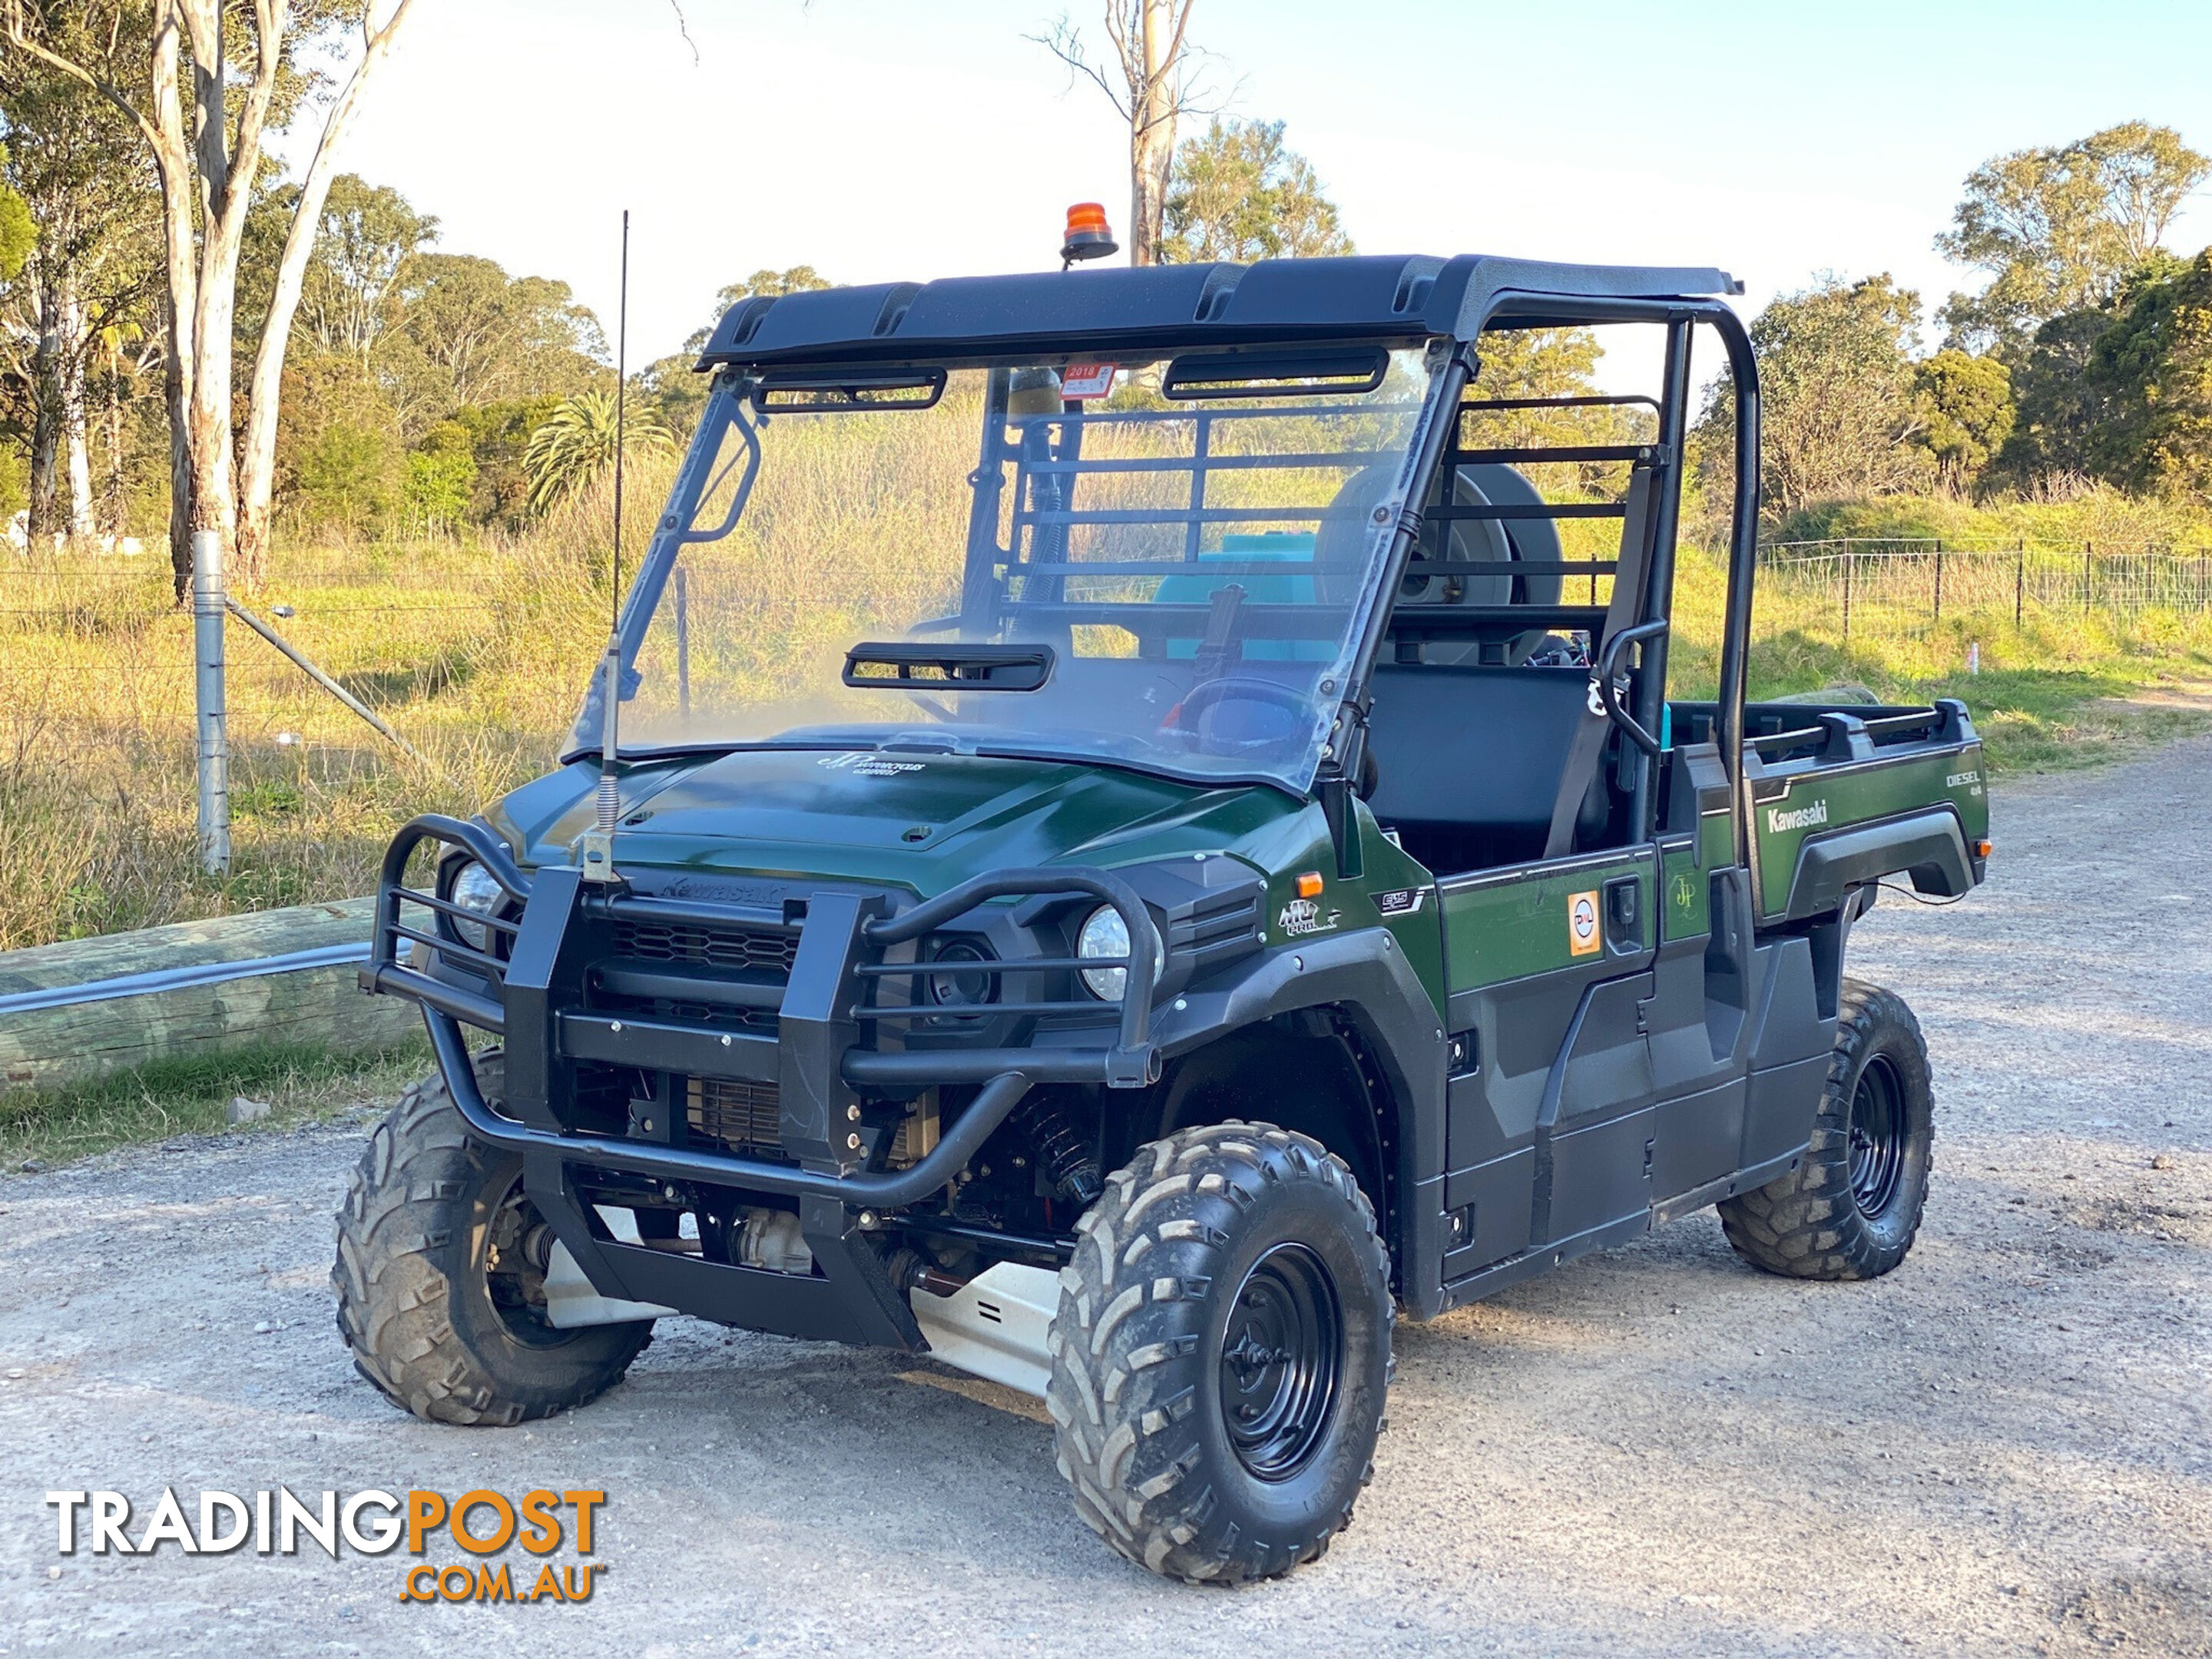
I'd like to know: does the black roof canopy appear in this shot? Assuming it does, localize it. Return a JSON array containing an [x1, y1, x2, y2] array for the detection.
[[696, 253, 1740, 371]]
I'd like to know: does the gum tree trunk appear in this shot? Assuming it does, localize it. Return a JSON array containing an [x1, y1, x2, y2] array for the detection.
[[61, 286, 94, 537], [1128, 0, 1177, 267], [163, 286, 192, 598], [26, 288, 62, 542], [234, 0, 418, 584]]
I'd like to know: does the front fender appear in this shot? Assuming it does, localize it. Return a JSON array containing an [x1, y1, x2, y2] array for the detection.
[[1148, 928, 1450, 1319]]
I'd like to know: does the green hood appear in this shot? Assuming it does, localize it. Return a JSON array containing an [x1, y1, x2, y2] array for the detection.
[[490, 748, 1303, 897]]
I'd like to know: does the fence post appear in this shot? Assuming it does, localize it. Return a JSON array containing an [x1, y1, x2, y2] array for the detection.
[[191, 529, 230, 876], [2015, 545, 2025, 627], [1933, 539, 1944, 622], [1841, 542, 1853, 642], [2084, 542, 2093, 614]]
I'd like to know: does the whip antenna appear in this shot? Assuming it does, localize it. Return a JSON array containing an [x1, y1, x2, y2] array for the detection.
[[613, 208, 629, 630], [581, 209, 631, 884]]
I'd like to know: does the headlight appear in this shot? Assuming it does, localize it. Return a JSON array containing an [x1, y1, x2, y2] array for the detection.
[[447, 859, 503, 952], [927, 938, 997, 1012], [1077, 904, 1155, 1002]]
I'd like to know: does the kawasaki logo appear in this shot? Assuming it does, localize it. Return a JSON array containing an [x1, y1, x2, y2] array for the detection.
[[817, 753, 924, 777], [1765, 799, 1830, 834]]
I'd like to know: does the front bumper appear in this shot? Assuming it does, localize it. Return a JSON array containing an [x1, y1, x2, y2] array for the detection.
[[359, 815, 1190, 1347]]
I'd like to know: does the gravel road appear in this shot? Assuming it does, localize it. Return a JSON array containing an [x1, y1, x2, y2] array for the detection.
[[3, 740, 2209, 1658]]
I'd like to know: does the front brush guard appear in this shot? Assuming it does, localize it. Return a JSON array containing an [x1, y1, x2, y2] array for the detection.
[[360, 815, 1165, 1206]]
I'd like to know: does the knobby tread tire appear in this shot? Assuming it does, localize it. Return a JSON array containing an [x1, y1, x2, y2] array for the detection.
[[1718, 979, 1934, 1281], [1046, 1121, 1393, 1586], [331, 1054, 650, 1426]]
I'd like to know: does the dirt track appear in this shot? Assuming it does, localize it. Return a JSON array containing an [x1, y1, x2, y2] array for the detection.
[[3, 740, 2209, 1657]]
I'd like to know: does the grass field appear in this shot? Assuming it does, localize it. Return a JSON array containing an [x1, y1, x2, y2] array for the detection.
[[2, 470, 2210, 955]]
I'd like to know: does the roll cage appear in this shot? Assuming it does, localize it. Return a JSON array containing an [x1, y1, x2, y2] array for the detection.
[[593, 255, 1765, 841]]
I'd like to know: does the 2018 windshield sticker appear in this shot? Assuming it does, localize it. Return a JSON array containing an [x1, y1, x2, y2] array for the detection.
[[1764, 798, 1830, 834], [817, 753, 926, 778], [1061, 363, 1118, 399], [1277, 898, 1342, 937]]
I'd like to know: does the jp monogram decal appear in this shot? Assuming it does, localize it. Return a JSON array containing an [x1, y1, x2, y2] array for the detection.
[[1277, 898, 1343, 937]]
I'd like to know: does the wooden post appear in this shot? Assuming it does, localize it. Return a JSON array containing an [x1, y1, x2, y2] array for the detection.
[[2085, 542, 2094, 613], [2015, 545, 2025, 627], [0, 898, 419, 1094], [1933, 539, 1944, 622]]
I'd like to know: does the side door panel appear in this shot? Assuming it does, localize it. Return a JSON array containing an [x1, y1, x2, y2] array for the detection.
[[1439, 846, 1657, 1280], [1646, 745, 1750, 1205], [1540, 971, 1657, 1244]]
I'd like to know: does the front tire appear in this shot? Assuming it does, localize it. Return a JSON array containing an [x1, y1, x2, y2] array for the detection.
[[1718, 979, 1935, 1280], [332, 1052, 651, 1425], [1046, 1121, 1392, 1584]]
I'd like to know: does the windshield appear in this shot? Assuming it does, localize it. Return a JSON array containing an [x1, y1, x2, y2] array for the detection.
[[572, 346, 1439, 792]]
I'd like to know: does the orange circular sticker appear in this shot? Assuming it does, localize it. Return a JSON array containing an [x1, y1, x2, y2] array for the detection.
[[1568, 890, 1601, 956]]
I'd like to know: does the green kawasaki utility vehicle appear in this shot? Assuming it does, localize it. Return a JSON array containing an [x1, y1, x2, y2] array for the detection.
[[335, 251, 1991, 1584]]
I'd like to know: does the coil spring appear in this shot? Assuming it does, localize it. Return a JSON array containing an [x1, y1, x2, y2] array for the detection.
[[1011, 1093, 1102, 1207]]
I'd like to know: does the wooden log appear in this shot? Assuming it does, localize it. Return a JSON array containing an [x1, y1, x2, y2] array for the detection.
[[0, 898, 419, 1094]]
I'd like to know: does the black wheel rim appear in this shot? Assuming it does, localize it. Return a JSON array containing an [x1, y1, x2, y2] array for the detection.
[[1219, 1242, 1342, 1482], [1846, 1055, 1906, 1220]]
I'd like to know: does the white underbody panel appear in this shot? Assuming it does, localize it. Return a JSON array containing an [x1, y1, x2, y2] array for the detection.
[[542, 1240, 677, 1329], [909, 1262, 1061, 1399]]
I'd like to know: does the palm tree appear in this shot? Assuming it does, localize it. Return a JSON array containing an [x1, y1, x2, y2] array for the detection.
[[524, 389, 674, 515]]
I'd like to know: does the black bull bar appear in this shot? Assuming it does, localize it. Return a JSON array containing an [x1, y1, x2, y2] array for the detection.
[[359, 814, 1164, 1207]]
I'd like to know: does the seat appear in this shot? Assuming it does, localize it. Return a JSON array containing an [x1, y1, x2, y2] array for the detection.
[[1364, 664, 1606, 874]]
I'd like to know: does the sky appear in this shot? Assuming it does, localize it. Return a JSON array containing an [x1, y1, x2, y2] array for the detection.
[[311, 0, 2212, 376]]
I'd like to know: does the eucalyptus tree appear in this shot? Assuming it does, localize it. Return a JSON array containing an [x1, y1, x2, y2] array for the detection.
[[1036, 0, 1209, 266], [1157, 118, 1351, 264], [0, 38, 161, 541], [2, 0, 421, 591], [1939, 121, 2210, 357]]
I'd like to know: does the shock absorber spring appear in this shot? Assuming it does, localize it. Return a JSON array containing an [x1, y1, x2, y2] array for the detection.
[[1011, 1093, 1102, 1207]]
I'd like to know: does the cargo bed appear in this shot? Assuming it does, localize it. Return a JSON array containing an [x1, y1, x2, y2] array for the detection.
[[1674, 697, 1988, 922]]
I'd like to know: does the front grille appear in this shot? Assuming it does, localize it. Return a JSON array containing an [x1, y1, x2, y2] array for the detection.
[[595, 990, 776, 1033], [686, 1078, 935, 1167], [614, 919, 800, 977], [689, 1076, 783, 1154]]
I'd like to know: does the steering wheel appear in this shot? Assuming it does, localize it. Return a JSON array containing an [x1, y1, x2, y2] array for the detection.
[[1157, 676, 1315, 757]]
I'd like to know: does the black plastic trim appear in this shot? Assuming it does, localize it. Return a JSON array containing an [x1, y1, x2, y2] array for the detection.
[[1782, 807, 1973, 920]]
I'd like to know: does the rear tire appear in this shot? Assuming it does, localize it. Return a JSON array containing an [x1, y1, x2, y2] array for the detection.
[[1046, 1121, 1392, 1584], [332, 1051, 651, 1425], [1718, 979, 1934, 1280]]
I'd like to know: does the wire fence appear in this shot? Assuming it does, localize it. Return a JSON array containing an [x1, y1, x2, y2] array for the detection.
[[1760, 538, 2212, 639], [0, 555, 556, 777], [12, 537, 2212, 642]]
